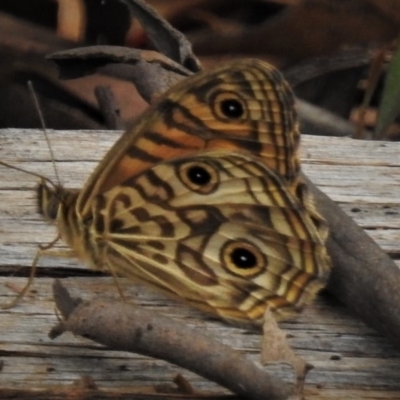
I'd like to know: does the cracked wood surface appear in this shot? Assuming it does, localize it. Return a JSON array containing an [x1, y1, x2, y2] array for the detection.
[[0, 129, 400, 399]]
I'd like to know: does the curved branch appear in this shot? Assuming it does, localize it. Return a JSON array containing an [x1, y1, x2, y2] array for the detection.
[[50, 280, 294, 400], [305, 175, 400, 348]]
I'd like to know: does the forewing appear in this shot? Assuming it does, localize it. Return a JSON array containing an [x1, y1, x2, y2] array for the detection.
[[77, 59, 300, 218]]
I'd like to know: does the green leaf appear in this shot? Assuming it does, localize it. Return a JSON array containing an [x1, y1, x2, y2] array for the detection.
[[375, 38, 400, 139]]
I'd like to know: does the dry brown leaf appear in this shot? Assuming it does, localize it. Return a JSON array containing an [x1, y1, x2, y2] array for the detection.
[[261, 308, 312, 398]]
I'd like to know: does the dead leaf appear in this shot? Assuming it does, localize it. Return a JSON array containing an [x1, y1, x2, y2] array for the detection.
[[261, 307, 312, 398]]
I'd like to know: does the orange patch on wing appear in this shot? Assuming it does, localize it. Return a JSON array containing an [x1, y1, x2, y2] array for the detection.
[[247, 304, 268, 321], [267, 296, 291, 310], [286, 273, 311, 303], [101, 156, 151, 192], [171, 105, 206, 129], [207, 139, 243, 152], [98, 129, 206, 193]]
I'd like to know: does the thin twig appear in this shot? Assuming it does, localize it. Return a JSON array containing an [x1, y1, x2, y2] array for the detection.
[[94, 85, 124, 130], [119, 0, 201, 71]]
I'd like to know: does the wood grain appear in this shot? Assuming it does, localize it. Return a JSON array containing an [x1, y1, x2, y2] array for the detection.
[[0, 129, 400, 399]]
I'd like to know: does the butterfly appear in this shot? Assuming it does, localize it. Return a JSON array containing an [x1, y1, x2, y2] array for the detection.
[[7, 59, 331, 328]]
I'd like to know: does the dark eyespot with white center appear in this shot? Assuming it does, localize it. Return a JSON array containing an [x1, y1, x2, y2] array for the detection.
[[220, 98, 244, 119], [178, 161, 219, 194], [211, 91, 248, 121], [187, 165, 211, 186], [222, 240, 266, 277]]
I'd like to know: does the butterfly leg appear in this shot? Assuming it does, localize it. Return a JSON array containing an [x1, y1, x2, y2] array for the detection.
[[2, 242, 75, 309], [39, 233, 62, 250], [104, 258, 127, 303]]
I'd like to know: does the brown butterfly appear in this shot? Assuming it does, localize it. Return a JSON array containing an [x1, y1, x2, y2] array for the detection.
[[6, 59, 330, 327]]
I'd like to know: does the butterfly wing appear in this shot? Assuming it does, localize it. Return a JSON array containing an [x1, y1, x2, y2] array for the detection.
[[76, 59, 300, 217], [91, 151, 329, 327], [42, 58, 330, 325]]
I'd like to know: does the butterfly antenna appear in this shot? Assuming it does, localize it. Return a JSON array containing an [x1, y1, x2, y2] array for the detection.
[[0, 160, 56, 188], [27, 80, 61, 186]]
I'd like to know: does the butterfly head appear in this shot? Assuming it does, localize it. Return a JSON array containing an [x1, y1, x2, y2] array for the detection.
[[37, 179, 78, 223]]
